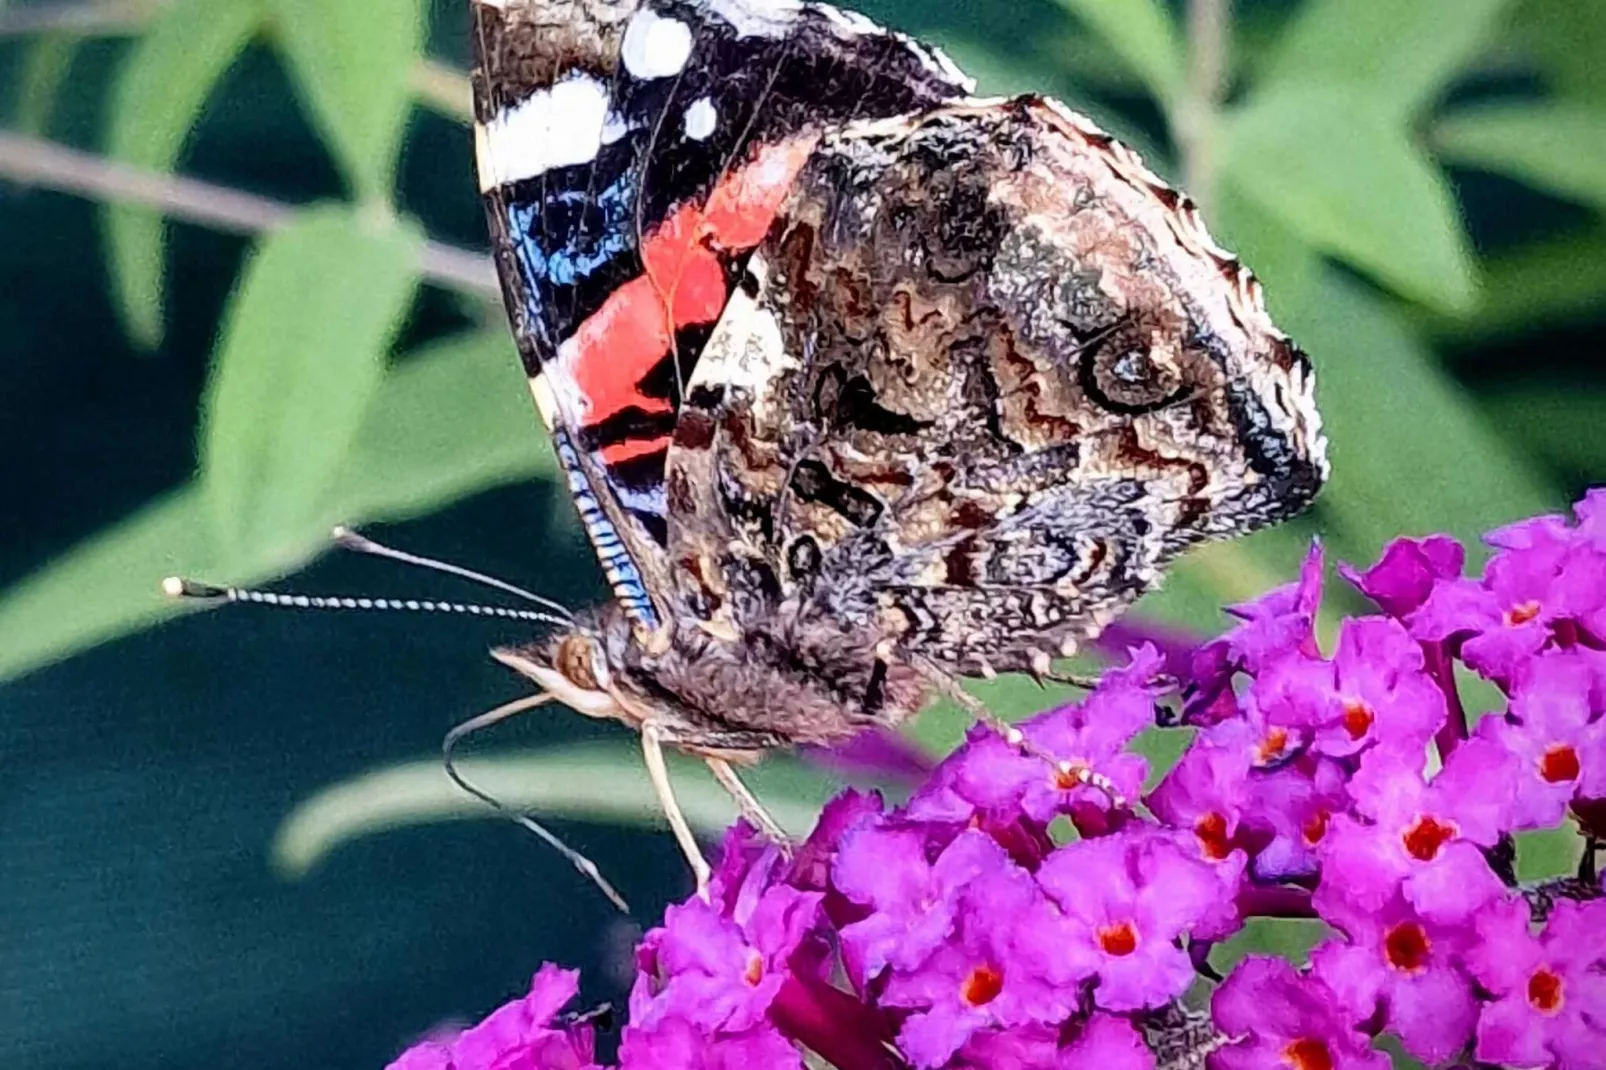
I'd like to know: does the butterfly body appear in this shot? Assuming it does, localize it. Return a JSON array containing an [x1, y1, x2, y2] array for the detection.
[[469, 0, 1328, 761]]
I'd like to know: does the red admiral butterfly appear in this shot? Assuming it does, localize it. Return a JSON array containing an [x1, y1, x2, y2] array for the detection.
[[464, 0, 1326, 888]]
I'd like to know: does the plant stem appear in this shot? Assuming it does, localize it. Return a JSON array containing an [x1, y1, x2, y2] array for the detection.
[[0, 130, 498, 295], [1176, 0, 1230, 213]]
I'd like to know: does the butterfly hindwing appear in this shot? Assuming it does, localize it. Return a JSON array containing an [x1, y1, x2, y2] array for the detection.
[[664, 97, 1327, 674]]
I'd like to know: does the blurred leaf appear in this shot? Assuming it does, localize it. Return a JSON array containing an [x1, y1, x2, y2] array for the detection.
[[266, 0, 421, 204], [1211, 917, 1330, 971], [1509, 0, 1606, 105], [1256, 0, 1511, 117], [273, 742, 835, 877], [1224, 89, 1477, 313], [1420, 224, 1606, 345], [327, 329, 550, 525], [1481, 386, 1606, 474], [1282, 268, 1556, 556], [1435, 101, 1606, 213], [0, 328, 554, 683], [1051, 0, 1183, 107], [0, 488, 230, 682], [15, 34, 78, 135], [103, 0, 258, 349], [202, 206, 421, 561]]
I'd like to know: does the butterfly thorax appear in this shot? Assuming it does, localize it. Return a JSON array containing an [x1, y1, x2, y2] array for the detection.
[[495, 599, 927, 753]]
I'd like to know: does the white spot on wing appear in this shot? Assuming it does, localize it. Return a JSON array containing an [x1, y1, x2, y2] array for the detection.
[[706, 0, 802, 37], [683, 96, 718, 140], [621, 8, 694, 79], [478, 74, 613, 187]]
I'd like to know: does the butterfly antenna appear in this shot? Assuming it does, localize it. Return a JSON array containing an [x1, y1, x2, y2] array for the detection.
[[161, 577, 574, 630], [442, 693, 630, 913], [331, 526, 575, 622]]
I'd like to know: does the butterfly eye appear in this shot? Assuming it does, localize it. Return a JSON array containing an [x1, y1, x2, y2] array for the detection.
[[1083, 333, 1187, 415], [557, 634, 605, 692]]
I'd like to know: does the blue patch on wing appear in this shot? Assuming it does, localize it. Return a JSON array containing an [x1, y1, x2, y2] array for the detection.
[[503, 171, 641, 352]]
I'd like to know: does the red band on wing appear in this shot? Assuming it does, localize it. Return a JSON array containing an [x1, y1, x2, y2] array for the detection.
[[563, 134, 819, 432]]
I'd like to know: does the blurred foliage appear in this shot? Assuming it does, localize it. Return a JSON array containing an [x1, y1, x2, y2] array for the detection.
[[0, 0, 1602, 890]]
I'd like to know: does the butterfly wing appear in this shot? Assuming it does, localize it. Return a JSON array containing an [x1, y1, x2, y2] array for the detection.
[[468, 0, 972, 632], [664, 96, 1329, 674]]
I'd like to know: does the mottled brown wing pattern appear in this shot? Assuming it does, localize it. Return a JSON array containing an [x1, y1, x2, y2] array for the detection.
[[664, 97, 1328, 677]]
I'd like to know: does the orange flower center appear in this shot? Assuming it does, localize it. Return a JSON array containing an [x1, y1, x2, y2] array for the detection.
[[1282, 1037, 1335, 1070], [1384, 922, 1431, 973], [1341, 699, 1375, 740], [1528, 967, 1564, 1014], [1506, 601, 1542, 626], [1302, 809, 1331, 846], [1053, 761, 1088, 791], [1401, 815, 1457, 861], [1097, 921, 1139, 957], [1195, 812, 1232, 860], [743, 951, 764, 986], [1257, 728, 1290, 763], [1541, 744, 1581, 784], [960, 965, 1004, 1006]]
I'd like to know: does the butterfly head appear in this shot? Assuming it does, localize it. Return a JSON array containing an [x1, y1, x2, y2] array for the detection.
[[490, 608, 657, 723]]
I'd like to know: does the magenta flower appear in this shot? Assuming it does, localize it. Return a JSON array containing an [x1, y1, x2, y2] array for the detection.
[[1147, 719, 1258, 866], [1182, 542, 1325, 726], [1311, 896, 1477, 1065], [1411, 505, 1606, 683], [616, 1015, 801, 1070], [378, 491, 1606, 1070], [1339, 534, 1464, 619], [877, 836, 1085, 1067], [1477, 650, 1606, 828], [631, 851, 821, 1035], [1463, 896, 1606, 1069], [1037, 832, 1229, 1011], [906, 647, 1158, 828], [1058, 1014, 1156, 1070], [833, 825, 999, 981], [1210, 956, 1389, 1070], [387, 964, 601, 1070], [1255, 616, 1446, 759], [1243, 754, 1348, 882], [1316, 738, 1514, 925]]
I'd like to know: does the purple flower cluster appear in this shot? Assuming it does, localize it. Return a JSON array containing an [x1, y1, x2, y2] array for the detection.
[[388, 492, 1606, 1070]]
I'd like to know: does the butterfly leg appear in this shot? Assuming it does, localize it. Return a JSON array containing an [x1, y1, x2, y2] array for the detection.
[[910, 656, 1127, 808], [705, 757, 793, 855], [640, 722, 714, 897]]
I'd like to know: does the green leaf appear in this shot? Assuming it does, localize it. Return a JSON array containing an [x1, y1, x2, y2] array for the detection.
[[1418, 224, 1606, 345], [0, 488, 234, 682], [265, 0, 421, 204], [201, 206, 422, 561], [1480, 385, 1606, 475], [1435, 101, 1606, 214], [326, 329, 551, 525], [1280, 268, 1556, 557], [1256, 0, 1511, 118], [0, 328, 551, 684], [1223, 89, 1477, 313], [15, 34, 79, 136], [272, 742, 836, 878], [1509, 0, 1606, 105], [1050, 0, 1183, 107], [103, 0, 259, 348]]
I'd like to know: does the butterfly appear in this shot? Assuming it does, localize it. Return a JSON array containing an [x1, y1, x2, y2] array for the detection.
[[466, 0, 1328, 889]]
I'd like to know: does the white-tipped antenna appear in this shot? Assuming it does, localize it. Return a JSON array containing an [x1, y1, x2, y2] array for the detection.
[[330, 526, 575, 622], [161, 576, 574, 630], [443, 694, 630, 913]]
